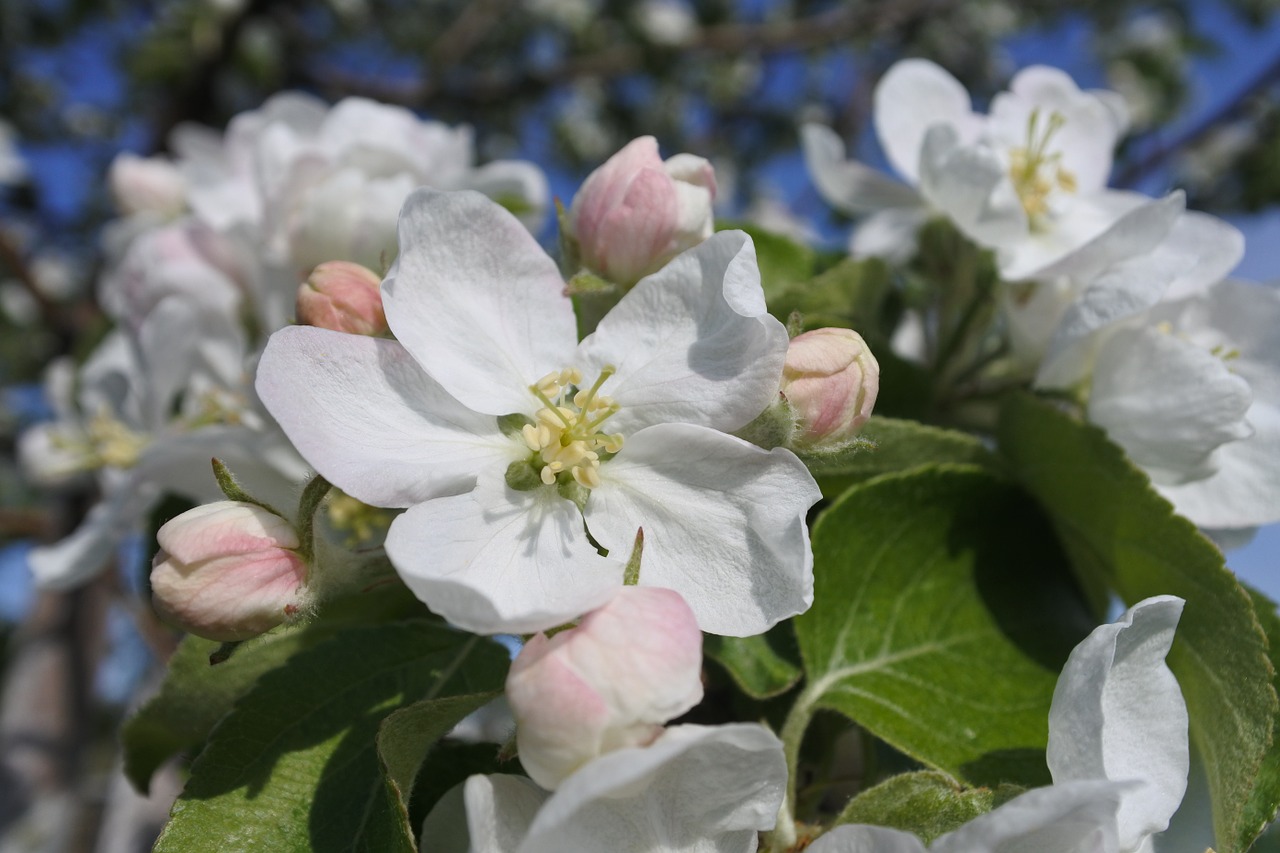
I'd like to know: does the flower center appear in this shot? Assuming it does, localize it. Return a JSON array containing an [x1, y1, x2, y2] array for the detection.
[[85, 409, 149, 469], [1008, 108, 1077, 227], [523, 366, 624, 490]]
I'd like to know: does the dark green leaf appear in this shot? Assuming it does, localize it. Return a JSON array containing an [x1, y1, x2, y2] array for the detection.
[[832, 770, 1021, 842], [998, 393, 1278, 853], [1242, 584, 1280, 844], [704, 627, 802, 700], [717, 221, 815, 302], [153, 621, 508, 853], [794, 465, 1094, 788]]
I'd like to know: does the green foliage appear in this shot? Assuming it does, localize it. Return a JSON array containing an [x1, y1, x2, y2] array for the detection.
[[809, 416, 1002, 498], [794, 465, 1094, 790], [153, 621, 509, 853], [832, 770, 1022, 842], [717, 221, 817, 302], [998, 393, 1279, 853], [704, 626, 802, 700], [1243, 585, 1280, 845], [768, 256, 893, 335]]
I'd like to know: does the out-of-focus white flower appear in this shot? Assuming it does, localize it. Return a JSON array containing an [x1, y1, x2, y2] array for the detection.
[[258, 189, 819, 637], [567, 136, 716, 286], [810, 596, 1187, 853], [802, 60, 1189, 284], [150, 501, 311, 641], [296, 260, 387, 336], [422, 724, 787, 853], [633, 0, 697, 46], [781, 328, 879, 449], [108, 153, 187, 218], [506, 586, 703, 789]]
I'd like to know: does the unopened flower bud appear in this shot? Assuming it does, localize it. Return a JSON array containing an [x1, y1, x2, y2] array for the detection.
[[150, 501, 311, 642], [505, 586, 703, 790], [296, 261, 388, 335], [108, 153, 186, 217], [782, 328, 880, 448], [568, 136, 716, 286]]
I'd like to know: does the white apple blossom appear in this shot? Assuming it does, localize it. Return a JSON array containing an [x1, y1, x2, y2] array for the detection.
[[420, 724, 787, 853], [19, 296, 307, 588], [802, 59, 1185, 283], [257, 188, 819, 636], [809, 596, 1187, 853]]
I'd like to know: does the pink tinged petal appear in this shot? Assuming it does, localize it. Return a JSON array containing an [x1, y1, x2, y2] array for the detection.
[[1047, 596, 1188, 852], [805, 825, 928, 853], [571, 137, 667, 251], [460, 775, 549, 853], [507, 587, 704, 789], [256, 325, 518, 508], [585, 424, 820, 636], [383, 189, 577, 415], [874, 59, 980, 185], [517, 724, 787, 853], [590, 166, 681, 284], [156, 501, 299, 563], [931, 781, 1130, 853], [383, 477, 623, 635], [1087, 326, 1253, 484], [800, 123, 923, 216], [575, 230, 790, 434]]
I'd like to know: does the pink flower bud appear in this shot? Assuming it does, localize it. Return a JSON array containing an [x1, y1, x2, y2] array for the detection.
[[568, 136, 716, 286], [505, 586, 704, 790], [150, 501, 311, 642], [782, 328, 880, 448], [296, 260, 388, 336], [108, 153, 187, 217]]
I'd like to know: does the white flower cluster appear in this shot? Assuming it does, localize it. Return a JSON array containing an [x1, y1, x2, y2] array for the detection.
[[804, 59, 1280, 532], [18, 93, 549, 588]]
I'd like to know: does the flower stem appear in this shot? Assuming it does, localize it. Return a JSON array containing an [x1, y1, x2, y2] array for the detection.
[[765, 680, 824, 852]]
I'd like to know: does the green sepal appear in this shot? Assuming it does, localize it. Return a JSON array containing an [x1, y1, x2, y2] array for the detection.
[[497, 413, 535, 437], [622, 527, 644, 586], [505, 459, 544, 492], [210, 457, 284, 517]]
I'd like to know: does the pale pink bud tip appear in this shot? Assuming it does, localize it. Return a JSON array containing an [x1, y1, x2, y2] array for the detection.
[[296, 260, 388, 336], [568, 136, 717, 286], [506, 586, 704, 790], [150, 501, 310, 642], [782, 328, 880, 447]]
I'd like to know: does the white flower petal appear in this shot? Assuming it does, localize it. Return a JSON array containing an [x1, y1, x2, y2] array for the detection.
[[851, 207, 930, 264], [806, 825, 928, 853], [384, 478, 623, 635], [874, 59, 979, 185], [585, 424, 819, 636], [384, 189, 577, 415], [1047, 596, 1188, 852], [800, 123, 922, 216], [1005, 191, 1183, 283], [517, 724, 786, 853], [930, 781, 1129, 853], [256, 325, 518, 508], [1158, 402, 1280, 528], [917, 126, 1027, 249], [30, 473, 157, 589], [463, 160, 552, 232], [1088, 326, 1253, 484], [1157, 212, 1243, 301], [575, 231, 790, 434], [459, 775, 549, 853]]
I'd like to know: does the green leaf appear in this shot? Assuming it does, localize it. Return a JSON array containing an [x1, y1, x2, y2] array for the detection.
[[704, 626, 802, 700], [832, 770, 1020, 842], [378, 692, 500, 818], [767, 256, 891, 333], [997, 393, 1279, 853], [1242, 584, 1280, 843], [123, 584, 425, 793], [794, 465, 1094, 788], [809, 416, 1001, 498], [154, 621, 508, 853]]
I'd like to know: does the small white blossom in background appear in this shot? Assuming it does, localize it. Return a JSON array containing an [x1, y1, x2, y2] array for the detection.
[[0, 118, 25, 185], [150, 501, 311, 642], [506, 586, 703, 790], [567, 135, 717, 287], [108, 153, 187, 219], [420, 724, 787, 852], [259, 189, 819, 637]]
